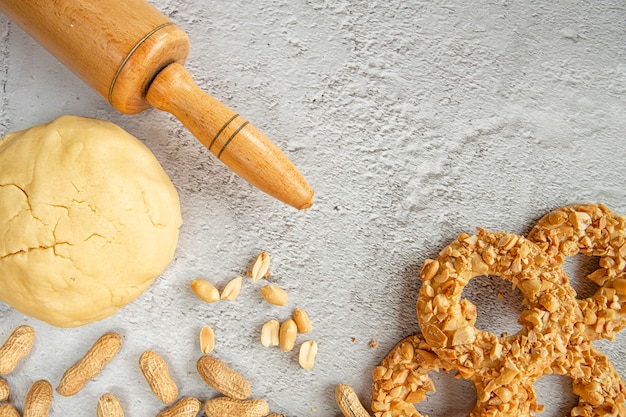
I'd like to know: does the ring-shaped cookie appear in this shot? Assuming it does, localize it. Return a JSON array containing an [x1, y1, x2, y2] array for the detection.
[[416, 229, 580, 415], [527, 203, 626, 341]]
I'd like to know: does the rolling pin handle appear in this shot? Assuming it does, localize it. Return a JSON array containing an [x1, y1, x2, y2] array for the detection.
[[146, 62, 314, 210]]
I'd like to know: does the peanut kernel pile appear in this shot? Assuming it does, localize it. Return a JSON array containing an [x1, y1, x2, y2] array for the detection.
[[191, 252, 318, 370]]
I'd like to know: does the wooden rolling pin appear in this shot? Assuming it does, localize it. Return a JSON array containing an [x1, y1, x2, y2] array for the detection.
[[0, 0, 314, 210]]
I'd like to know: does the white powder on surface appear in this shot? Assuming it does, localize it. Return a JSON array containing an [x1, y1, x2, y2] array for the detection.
[[0, 1, 624, 416]]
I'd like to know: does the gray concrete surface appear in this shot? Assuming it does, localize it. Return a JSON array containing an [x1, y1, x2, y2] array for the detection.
[[1, 0, 625, 416]]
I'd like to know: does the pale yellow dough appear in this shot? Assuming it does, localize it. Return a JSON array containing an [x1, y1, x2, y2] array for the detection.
[[0, 115, 182, 327]]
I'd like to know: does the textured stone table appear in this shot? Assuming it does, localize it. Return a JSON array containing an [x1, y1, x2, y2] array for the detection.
[[1, 1, 624, 416]]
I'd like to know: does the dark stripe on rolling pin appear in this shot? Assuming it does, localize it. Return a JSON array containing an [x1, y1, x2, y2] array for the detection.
[[217, 121, 249, 159], [108, 22, 175, 104], [208, 113, 239, 152]]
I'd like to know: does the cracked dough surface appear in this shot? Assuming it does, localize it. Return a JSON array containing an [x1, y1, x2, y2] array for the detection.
[[0, 115, 182, 327]]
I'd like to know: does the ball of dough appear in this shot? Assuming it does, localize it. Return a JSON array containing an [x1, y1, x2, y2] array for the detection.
[[0, 115, 182, 327]]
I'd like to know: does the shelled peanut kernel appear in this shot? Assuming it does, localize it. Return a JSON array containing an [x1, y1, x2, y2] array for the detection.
[[298, 341, 318, 370], [200, 326, 215, 354], [293, 308, 312, 334], [279, 320, 298, 353], [261, 320, 280, 347], [250, 252, 271, 282], [221, 277, 243, 301], [260, 285, 289, 306], [191, 279, 220, 303]]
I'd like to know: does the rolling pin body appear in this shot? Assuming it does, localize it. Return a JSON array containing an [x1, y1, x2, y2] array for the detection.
[[0, 0, 314, 209], [0, 0, 189, 114]]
